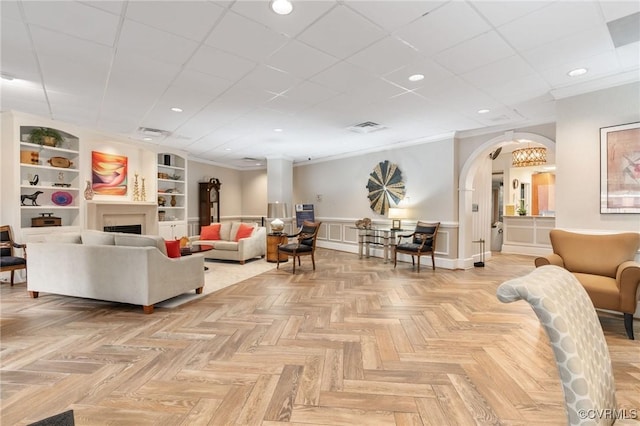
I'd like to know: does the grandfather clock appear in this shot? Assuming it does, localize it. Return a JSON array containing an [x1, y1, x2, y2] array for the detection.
[[199, 178, 221, 227]]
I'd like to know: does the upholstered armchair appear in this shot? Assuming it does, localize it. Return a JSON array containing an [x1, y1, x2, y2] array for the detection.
[[497, 266, 638, 426], [277, 221, 321, 273], [534, 230, 640, 339], [394, 221, 440, 272], [0, 225, 27, 285]]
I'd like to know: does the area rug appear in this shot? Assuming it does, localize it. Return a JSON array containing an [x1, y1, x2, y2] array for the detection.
[[156, 258, 277, 309]]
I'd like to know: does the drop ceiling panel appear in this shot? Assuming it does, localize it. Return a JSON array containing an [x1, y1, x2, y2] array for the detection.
[[382, 58, 454, 90], [297, 5, 387, 60], [237, 64, 301, 94], [79, 1, 124, 15], [345, 0, 445, 32], [462, 55, 541, 90], [599, 1, 640, 22], [125, 1, 224, 42], [539, 51, 621, 87], [522, 26, 614, 73], [186, 45, 257, 81], [0, 18, 42, 82], [0, 82, 49, 116], [204, 11, 289, 62], [433, 30, 516, 75], [117, 20, 199, 65], [47, 91, 102, 124], [394, 1, 491, 56], [231, 0, 337, 38], [140, 87, 217, 133], [171, 69, 233, 98], [21, 1, 120, 46], [346, 36, 421, 76], [471, 1, 553, 27], [497, 1, 603, 51], [266, 40, 339, 80]]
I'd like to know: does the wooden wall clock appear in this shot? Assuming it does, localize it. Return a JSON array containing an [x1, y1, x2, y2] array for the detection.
[[366, 160, 406, 215]]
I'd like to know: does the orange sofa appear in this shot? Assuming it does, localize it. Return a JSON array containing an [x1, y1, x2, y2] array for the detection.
[[534, 229, 640, 339]]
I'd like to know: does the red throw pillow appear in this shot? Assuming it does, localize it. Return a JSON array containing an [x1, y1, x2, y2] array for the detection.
[[201, 224, 221, 240], [235, 223, 254, 241], [165, 239, 181, 258]]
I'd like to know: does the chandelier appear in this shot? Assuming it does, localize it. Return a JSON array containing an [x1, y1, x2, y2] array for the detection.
[[512, 146, 547, 167]]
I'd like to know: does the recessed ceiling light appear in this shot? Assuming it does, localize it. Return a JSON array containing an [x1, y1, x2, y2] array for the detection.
[[273, 128, 283, 132], [271, 0, 293, 15], [477, 109, 490, 114], [142, 137, 152, 141], [170, 107, 183, 112], [408, 74, 424, 82], [567, 68, 588, 77], [225, 148, 231, 151]]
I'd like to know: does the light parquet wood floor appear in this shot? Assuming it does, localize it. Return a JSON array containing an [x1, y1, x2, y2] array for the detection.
[[1, 249, 639, 425]]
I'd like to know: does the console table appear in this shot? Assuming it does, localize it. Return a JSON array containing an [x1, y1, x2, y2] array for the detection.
[[352, 227, 406, 263]]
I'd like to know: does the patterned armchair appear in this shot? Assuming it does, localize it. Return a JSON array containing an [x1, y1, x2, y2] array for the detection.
[[394, 221, 440, 272], [497, 266, 638, 426]]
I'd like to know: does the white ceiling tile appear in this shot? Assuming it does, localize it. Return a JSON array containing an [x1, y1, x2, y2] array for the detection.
[[78, 1, 125, 16], [310, 61, 403, 101], [394, 1, 491, 56], [237, 64, 301, 94], [599, 1, 640, 22], [265, 81, 339, 114], [204, 11, 289, 62], [266, 40, 339, 80], [344, 1, 445, 32], [462, 55, 539, 89], [346, 36, 421, 76], [231, 0, 337, 38], [0, 18, 42, 82], [498, 2, 603, 51], [540, 51, 622, 88], [383, 58, 455, 90], [433, 30, 516, 75], [482, 74, 551, 106], [22, 1, 120, 46], [118, 20, 199, 65], [172, 69, 233, 97], [186, 45, 257, 81], [471, 1, 553, 27], [126, 1, 224, 42], [297, 5, 387, 60], [0, 80, 49, 115], [523, 26, 614, 72], [0, 0, 22, 21], [416, 76, 502, 112]]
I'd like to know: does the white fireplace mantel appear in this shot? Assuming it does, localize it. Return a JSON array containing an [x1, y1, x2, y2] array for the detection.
[[86, 201, 159, 235]]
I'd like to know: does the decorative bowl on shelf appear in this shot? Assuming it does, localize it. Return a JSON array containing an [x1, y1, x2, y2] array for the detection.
[[51, 191, 73, 206]]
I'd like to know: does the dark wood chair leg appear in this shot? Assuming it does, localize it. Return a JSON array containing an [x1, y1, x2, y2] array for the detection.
[[417, 256, 420, 273], [624, 313, 634, 340], [432, 253, 436, 270], [277, 251, 281, 269], [10, 270, 14, 286], [143, 305, 154, 314], [292, 255, 296, 274], [394, 251, 397, 269], [29, 290, 39, 298], [311, 253, 315, 270]]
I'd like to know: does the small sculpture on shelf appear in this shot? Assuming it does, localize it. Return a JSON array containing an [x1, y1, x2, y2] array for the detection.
[[53, 171, 71, 187], [140, 177, 146, 201], [21, 191, 43, 206], [28, 174, 39, 186], [158, 196, 166, 207], [84, 180, 94, 200], [355, 217, 372, 229], [132, 173, 140, 201]]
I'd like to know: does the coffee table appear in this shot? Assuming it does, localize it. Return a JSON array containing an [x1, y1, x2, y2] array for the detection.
[[181, 245, 213, 270]]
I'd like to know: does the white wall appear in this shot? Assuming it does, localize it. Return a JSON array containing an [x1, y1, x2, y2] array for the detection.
[[293, 137, 458, 223], [556, 82, 640, 232]]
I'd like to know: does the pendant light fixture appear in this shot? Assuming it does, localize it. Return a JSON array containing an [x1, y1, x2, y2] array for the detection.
[[512, 146, 547, 167]]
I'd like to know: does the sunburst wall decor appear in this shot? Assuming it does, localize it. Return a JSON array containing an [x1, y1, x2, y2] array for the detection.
[[366, 160, 406, 215]]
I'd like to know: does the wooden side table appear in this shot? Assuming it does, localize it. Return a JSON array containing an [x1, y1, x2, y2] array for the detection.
[[266, 233, 288, 263]]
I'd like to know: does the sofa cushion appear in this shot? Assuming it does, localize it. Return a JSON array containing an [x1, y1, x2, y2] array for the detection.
[[212, 241, 239, 251], [165, 239, 181, 258], [82, 230, 115, 246], [114, 233, 167, 256], [44, 232, 82, 244], [201, 224, 221, 240], [235, 223, 255, 241], [219, 222, 232, 241]]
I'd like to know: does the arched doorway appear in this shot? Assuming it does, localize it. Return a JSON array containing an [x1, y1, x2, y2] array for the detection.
[[457, 132, 556, 268]]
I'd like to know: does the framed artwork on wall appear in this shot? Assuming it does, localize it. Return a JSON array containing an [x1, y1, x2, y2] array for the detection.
[[600, 122, 640, 213], [92, 151, 128, 195]]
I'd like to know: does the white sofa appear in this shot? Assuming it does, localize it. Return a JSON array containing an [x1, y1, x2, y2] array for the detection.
[[191, 222, 266, 264], [27, 230, 204, 314]]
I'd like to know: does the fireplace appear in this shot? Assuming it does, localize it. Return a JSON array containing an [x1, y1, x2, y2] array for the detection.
[[87, 202, 158, 235], [104, 225, 142, 234]]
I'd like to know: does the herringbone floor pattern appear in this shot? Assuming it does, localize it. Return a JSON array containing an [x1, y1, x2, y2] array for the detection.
[[1, 249, 638, 425]]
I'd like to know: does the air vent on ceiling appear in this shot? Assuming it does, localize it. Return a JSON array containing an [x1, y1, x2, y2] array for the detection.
[[607, 12, 640, 48], [137, 127, 171, 137], [347, 121, 387, 134], [242, 157, 262, 162]]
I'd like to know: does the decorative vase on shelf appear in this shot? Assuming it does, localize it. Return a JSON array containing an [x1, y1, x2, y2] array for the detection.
[[170, 195, 177, 207], [84, 180, 94, 200]]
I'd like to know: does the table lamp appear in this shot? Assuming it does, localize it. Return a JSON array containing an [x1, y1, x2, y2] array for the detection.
[[267, 202, 288, 233], [388, 208, 404, 230]]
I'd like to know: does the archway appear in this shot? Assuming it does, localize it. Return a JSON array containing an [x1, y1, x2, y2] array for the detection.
[[457, 131, 556, 268]]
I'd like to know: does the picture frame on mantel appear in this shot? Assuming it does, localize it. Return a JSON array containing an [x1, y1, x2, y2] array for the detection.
[[600, 122, 640, 213]]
